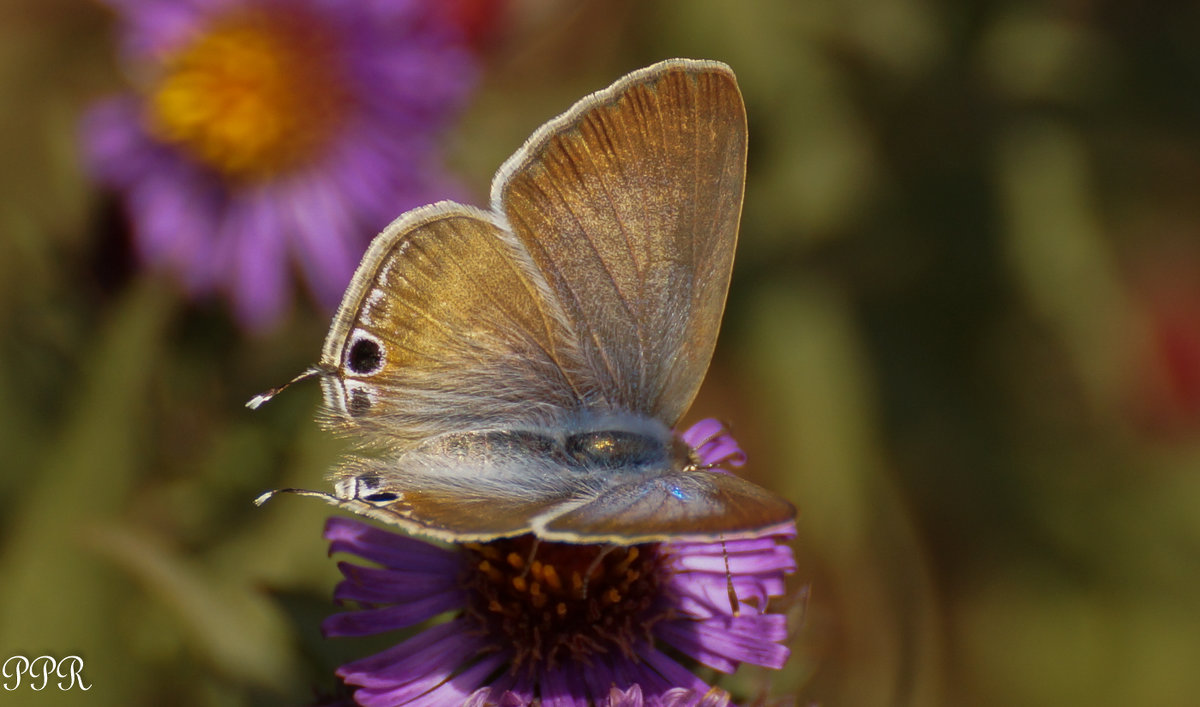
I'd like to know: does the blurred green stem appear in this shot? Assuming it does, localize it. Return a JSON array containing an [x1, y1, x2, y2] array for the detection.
[[0, 277, 173, 704]]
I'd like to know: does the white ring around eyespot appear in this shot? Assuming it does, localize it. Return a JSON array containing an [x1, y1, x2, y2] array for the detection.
[[344, 329, 386, 376]]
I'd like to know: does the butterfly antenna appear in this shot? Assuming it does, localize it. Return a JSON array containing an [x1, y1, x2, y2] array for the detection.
[[253, 487, 337, 506], [246, 367, 323, 410], [722, 538, 741, 616], [580, 545, 618, 600]]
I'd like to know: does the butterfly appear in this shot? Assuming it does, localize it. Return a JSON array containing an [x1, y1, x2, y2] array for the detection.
[[250, 58, 796, 545]]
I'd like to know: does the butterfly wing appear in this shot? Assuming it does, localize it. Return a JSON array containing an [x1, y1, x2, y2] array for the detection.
[[494, 59, 746, 425], [320, 58, 746, 443], [534, 470, 797, 544], [291, 60, 790, 544], [313, 450, 603, 543], [322, 463, 796, 545], [317, 203, 592, 449]]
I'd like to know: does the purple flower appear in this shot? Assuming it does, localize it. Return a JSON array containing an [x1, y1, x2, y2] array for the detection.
[[82, 0, 478, 329], [323, 420, 796, 707]]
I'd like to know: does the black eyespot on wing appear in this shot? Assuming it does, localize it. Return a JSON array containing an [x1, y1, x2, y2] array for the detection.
[[348, 389, 372, 417], [363, 492, 398, 503], [347, 337, 383, 375]]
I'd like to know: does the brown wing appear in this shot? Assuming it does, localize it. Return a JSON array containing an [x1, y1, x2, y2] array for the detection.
[[317, 203, 594, 448], [493, 59, 747, 425], [533, 471, 797, 544]]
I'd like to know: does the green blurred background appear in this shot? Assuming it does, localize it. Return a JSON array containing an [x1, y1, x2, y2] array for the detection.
[[5, 0, 1200, 705]]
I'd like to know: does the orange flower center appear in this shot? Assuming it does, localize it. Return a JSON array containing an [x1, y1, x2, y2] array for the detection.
[[462, 537, 673, 673], [145, 10, 348, 181]]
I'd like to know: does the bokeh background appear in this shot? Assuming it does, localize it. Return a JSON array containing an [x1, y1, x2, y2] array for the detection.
[[4, 0, 1200, 705]]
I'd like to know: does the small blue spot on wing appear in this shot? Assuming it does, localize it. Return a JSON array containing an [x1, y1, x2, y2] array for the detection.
[[669, 484, 687, 501]]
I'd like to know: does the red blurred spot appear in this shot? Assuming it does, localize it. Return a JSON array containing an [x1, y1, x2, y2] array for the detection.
[[442, 0, 508, 52], [1130, 251, 1200, 435]]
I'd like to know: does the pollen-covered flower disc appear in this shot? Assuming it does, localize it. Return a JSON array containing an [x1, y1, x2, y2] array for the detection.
[[83, 0, 477, 328]]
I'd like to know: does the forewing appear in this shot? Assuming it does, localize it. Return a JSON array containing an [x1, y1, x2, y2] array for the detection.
[[318, 203, 593, 448], [494, 59, 747, 425], [534, 470, 797, 544]]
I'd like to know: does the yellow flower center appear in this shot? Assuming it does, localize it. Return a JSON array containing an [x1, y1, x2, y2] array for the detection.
[[145, 11, 348, 181]]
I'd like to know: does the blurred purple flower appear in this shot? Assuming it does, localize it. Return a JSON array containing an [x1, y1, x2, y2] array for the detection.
[[323, 420, 796, 706], [82, 0, 478, 329]]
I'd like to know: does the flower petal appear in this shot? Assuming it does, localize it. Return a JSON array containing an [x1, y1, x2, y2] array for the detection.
[[636, 647, 709, 694], [395, 652, 507, 707], [333, 561, 462, 604], [276, 174, 360, 307], [656, 616, 790, 672], [679, 419, 725, 448], [323, 589, 463, 636], [325, 517, 461, 573], [541, 665, 589, 707], [337, 618, 482, 687], [227, 193, 289, 328], [605, 684, 645, 707], [670, 546, 796, 576]]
